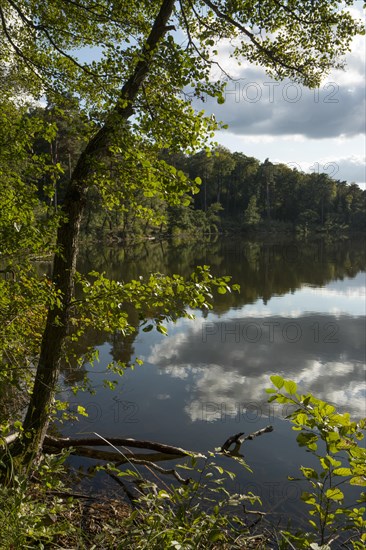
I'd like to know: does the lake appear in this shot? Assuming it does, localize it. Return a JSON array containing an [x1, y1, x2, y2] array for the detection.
[[59, 235, 366, 525]]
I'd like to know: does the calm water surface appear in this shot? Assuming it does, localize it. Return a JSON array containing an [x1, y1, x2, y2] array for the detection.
[[60, 236, 366, 523]]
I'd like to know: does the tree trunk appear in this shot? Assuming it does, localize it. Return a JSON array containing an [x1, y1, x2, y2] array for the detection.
[[16, 0, 176, 460]]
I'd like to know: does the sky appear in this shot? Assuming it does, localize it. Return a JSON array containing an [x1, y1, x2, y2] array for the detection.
[[190, 3, 366, 189], [78, 2, 365, 189]]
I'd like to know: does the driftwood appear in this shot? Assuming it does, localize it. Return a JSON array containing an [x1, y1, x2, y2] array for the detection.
[[4, 427, 273, 472], [4, 426, 273, 519], [220, 432, 245, 452], [241, 425, 274, 441], [220, 425, 273, 453], [44, 434, 203, 458], [59, 447, 184, 464]]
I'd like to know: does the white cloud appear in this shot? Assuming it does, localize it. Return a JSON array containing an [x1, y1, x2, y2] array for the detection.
[[303, 286, 366, 299], [157, 394, 171, 400], [183, 360, 366, 422], [147, 310, 366, 420], [198, 73, 365, 139], [333, 156, 366, 184], [198, 15, 365, 186]]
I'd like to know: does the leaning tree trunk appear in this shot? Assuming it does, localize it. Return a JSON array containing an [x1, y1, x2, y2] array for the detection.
[[16, 0, 176, 460]]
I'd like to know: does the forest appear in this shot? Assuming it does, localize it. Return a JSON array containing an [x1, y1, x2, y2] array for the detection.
[[18, 97, 366, 244]]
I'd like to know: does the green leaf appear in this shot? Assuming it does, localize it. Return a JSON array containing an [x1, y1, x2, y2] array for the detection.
[[77, 405, 88, 417], [300, 467, 318, 479], [309, 520, 317, 528], [302, 395, 312, 406], [301, 491, 316, 504], [325, 488, 344, 501], [292, 412, 309, 426], [270, 375, 284, 389], [284, 380, 297, 394], [350, 476, 366, 486], [333, 468, 352, 476], [296, 432, 318, 448]]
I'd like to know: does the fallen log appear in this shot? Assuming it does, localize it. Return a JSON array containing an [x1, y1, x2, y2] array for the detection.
[[6, 427, 273, 459], [56, 447, 184, 464], [44, 433, 204, 458]]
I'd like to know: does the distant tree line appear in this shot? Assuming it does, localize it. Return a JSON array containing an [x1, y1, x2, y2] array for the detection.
[[30, 99, 366, 240], [164, 147, 366, 235]]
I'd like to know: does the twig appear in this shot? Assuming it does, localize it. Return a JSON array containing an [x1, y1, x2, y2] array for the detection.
[[202, 0, 309, 78], [122, 457, 191, 484], [106, 471, 140, 507], [242, 425, 273, 442], [242, 505, 266, 516], [46, 489, 100, 500]]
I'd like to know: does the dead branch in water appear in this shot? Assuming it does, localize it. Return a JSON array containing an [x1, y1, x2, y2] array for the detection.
[[5, 426, 273, 462], [220, 425, 274, 453], [43, 434, 203, 458]]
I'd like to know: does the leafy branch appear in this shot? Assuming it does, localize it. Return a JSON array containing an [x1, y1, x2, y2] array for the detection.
[[267, 375, 366, 548]]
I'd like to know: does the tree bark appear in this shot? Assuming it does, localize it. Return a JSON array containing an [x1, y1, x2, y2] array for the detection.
[[17, 0, 177, 460]]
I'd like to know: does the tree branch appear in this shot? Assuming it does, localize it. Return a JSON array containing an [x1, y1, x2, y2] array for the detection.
[[272, 0, 333, 26], [201, 0, 308, 78], [181, 0, 232, 80], [220, 425, 273, 453], [6, 0, 101, 78], [43, 434, 203, 457], [62, 0, 130, 26], [0, 5, 66, 95]]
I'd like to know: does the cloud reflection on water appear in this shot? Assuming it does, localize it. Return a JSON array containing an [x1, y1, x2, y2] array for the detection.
[[148, 312, 366, 419]]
